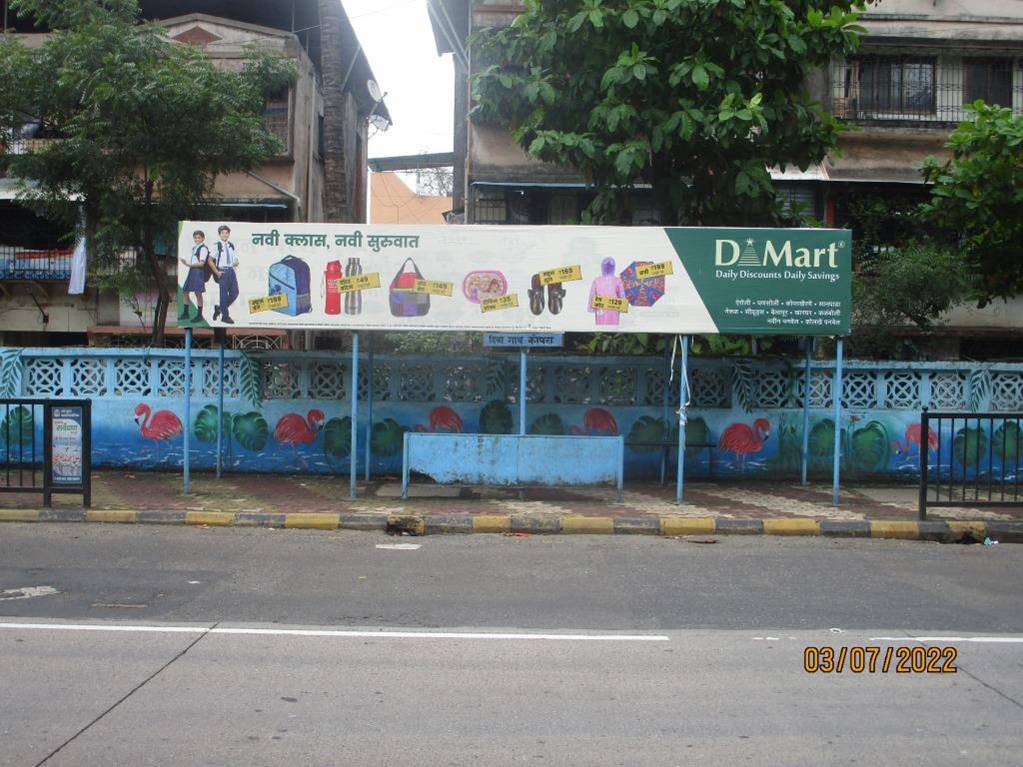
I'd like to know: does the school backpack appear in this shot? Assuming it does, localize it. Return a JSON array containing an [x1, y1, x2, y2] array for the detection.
[[268, 255, 312, 316]]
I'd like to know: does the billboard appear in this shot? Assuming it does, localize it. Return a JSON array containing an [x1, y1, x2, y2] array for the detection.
[[177, 222, 850, 335]]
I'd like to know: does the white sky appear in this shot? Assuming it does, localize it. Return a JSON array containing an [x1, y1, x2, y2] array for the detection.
[[343, 0, 455, 160]]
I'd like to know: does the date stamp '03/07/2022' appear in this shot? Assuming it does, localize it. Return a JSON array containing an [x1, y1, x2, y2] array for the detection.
[[804, 646, 958, 674]]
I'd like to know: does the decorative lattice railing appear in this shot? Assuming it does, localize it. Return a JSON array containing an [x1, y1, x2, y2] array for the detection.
[[3, 348, 1021, 414]]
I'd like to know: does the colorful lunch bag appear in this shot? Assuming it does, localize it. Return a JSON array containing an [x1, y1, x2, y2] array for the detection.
[[389, 257, 430, 317]]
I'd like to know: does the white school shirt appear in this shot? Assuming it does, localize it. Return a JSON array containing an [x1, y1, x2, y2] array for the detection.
[[213, 240, 239, 269], [190, 243, 209, 265]]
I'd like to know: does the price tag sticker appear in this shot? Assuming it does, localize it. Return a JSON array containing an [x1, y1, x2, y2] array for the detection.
[[538, 265, 583, 285], [248, 294, 289, 313], [591, 295, 629, 313], [412, 279, 453, 296], [335, 273, 381, 293], [481, 294, 520, 313], [635, 261, 674, 279]]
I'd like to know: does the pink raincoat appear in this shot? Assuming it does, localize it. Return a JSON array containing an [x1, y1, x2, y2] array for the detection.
[[588, 257, 625, 326]]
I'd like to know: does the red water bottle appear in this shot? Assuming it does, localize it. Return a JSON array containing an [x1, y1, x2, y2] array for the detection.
[[324, 260, 343, 315]]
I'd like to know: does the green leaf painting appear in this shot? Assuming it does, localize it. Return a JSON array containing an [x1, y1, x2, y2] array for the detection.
[[953, 426, 988, 469], [232, 411, 269, 452], [479, 400, 513, 435], [371, 418, 405, 458], [193, 405, 232, 445], [993, 421, 1022, 465], [323, 416, 353, 458], [0, 348, 23, 398], [849, 420, 890, 474], [627, 415, 667, 452], [0, 405, 33, 446], [529, 413, 566, 435]]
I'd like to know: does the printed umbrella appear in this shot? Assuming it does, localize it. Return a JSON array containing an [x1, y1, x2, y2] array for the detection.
[[620, 261, 665, 307]]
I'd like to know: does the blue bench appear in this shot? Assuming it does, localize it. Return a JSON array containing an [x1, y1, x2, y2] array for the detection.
[[401, 433, 625, 500]]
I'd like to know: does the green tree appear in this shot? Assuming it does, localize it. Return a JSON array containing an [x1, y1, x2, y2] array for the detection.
[[919, 102, 1023, 307], [471, 0, 865, 225], [0, 0, 295, 344]]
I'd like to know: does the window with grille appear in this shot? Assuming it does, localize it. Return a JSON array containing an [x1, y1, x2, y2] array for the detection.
[[548, 192, 579, 224], [263, 89, 291, 155], [859, 57, 935, 115], [964, 59, 1013, 107], [474, 190, 507, 224]]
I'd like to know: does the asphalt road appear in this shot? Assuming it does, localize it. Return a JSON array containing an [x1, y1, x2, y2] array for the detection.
[[1, 524, 1021, 766]]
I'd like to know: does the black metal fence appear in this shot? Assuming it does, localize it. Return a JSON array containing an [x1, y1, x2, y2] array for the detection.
[[918, 410, 1023, 520], [0, 398, 91, 507]]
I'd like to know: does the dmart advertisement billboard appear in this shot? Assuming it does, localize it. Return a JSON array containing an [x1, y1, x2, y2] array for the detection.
[[178, 223, 850, 335]]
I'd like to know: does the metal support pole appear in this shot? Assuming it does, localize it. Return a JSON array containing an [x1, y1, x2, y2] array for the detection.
[[350, 332, 359, 500], [832, 337, 844, 506], [660, 342, 670, 486], [675, 335, 689, 503], [216, 337, 225, 479], [801, 338, 813, 487], [519, 349, 527, 436], [183, 327, 192, 495], [364, 332, 374, 482]]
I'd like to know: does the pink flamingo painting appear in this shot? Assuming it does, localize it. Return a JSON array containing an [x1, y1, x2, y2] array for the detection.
[[570, 408, 618, 436], [274, 409, 325, 466], [414, 406, 463, 433], [719, 418, 770, 471], [134, 404, 183, 464], [892, 423, 938, 456]]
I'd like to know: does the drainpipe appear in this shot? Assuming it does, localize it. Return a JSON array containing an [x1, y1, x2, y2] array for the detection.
[[244, 171, 303, 218]]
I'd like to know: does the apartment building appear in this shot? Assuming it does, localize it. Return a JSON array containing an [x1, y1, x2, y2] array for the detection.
[[0, 0, 388, 347], [429, 0, 1023, 354]]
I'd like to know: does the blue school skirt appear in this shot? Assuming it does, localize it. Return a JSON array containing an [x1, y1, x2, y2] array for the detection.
[[183, 267, 205, 293]]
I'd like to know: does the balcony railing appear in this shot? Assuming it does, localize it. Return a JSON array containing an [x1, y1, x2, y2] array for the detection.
[[831, 56, 1023, 125], [0, 246, 72, 281]]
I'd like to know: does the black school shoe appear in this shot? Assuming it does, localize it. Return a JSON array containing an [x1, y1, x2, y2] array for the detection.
[[528, 274, 544, 315], [213, 305, 221, 321], [548, 283, 565, 315], [221, 313, 234, 324]]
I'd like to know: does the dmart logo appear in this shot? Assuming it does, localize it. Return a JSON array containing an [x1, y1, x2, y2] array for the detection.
[[715, 238, 844, 269]]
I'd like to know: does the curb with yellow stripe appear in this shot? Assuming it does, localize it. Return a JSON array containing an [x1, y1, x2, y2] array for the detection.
[[1, 508, 1021, 542]]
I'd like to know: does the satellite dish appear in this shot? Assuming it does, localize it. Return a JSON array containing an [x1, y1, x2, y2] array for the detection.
[[370, 114, 390, 132], [366, 79, 382, 102]]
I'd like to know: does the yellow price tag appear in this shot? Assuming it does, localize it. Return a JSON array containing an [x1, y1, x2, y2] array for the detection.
[[591, 295, 629, 313], [481, 294, 519, 313], [412, 279, 453, 296], [335, 273, 381, 293], [635, 261, 674, 279], [538, 265, 583, 285], [248, 294, 288, 313]]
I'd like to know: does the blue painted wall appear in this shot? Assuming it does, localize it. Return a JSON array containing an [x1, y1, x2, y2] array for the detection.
[[2, 348, 1021, 481]]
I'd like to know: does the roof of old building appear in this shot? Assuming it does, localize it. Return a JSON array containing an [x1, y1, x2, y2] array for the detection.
[[371, 172, 452, 225]]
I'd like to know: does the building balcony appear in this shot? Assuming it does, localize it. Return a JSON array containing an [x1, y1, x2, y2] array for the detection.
[[0, 245, 72, 281], [830, 55, 1023, 127]]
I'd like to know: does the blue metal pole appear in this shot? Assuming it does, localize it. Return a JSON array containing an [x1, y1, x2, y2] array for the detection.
[[661, 342, 670, 486], [183, 327, 192, 495], [675, 335, 689, 503], [350, 332, 359, 500], [216, 338, 225, 479], [801, 338, 812, 487], [364, 332, 374, 482], [519, 349, 527, 436], [832, 337, 844, 506]]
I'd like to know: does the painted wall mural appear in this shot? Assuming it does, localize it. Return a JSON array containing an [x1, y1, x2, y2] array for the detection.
[[4, 348, 1023, 482]]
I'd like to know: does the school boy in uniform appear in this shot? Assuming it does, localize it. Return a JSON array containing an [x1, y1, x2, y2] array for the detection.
[[212, 224, 240, 324], [179, 230, 210, 321]]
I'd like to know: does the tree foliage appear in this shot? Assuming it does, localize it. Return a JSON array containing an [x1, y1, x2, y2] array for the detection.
[[0, 0, 295, 344], [471, 0, 865, 225], [919, 102, 1023, 307]]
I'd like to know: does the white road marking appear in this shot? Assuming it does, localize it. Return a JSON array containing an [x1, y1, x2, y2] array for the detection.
[[375, 543, 421, 550], [0, 586, 59, 601], [870, 636, 1023, 644], [0, 622, 669, 642]]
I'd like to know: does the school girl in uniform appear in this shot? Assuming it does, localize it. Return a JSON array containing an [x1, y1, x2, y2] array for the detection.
[[179, 230, 210, 321]]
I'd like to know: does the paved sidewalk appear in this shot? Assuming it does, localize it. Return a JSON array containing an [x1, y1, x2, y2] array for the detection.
[[2, 470, 1022, 522]]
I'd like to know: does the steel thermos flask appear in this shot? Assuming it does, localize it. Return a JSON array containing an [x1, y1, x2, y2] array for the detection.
[[344, 257, 362, 315], [324, 260, 343, 315]]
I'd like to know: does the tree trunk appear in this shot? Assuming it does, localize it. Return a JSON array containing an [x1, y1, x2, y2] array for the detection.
[[142, 177, 169, 347], [319, 0, 349, 223]]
